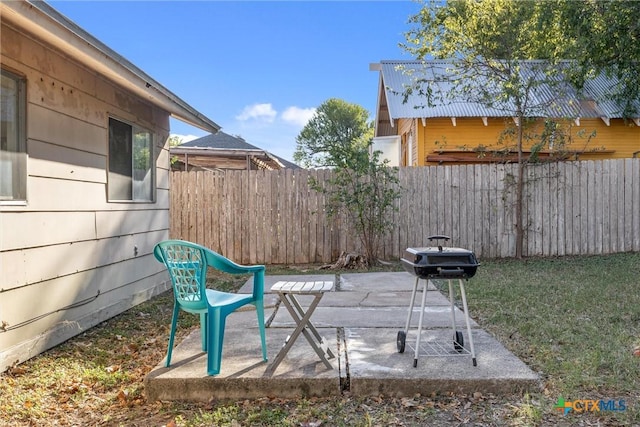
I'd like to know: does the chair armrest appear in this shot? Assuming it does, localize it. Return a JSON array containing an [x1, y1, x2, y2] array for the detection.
[[203, 247, 265, 275], [203, 248, 265, 299], [153, 245, 165, 263]]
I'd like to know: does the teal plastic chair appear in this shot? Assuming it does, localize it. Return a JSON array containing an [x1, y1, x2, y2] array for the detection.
[[153, 240, 268, 375]]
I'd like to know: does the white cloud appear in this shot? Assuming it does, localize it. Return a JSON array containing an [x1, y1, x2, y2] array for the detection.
[[235, 103, 277, 123], [170, 133, 201, 144], [228, 104, 317, 163], [281, 106, 316, 127]]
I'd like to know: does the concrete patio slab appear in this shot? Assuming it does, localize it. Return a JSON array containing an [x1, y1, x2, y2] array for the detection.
[[265, 305, 478, 329], [145, 327, 341, 401], [145, 272, 540, 402], [341, 271, 418, 292], [344, 328, 539, 396]]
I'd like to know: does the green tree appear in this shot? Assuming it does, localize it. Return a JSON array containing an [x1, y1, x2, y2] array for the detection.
[[168, 135, 183, 168], [401, 0, 635, 258], [556, 0, 640, 118], [294, 98, 373, 168], [168, 135, 183, 147], [294, 98, 401, 267]]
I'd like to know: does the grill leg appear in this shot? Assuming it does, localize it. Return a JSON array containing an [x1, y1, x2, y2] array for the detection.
[[404, 276, 420, 333], [448, 280, 457, 337], [413, 278, 429, 367], [459, 279, 477, 366]]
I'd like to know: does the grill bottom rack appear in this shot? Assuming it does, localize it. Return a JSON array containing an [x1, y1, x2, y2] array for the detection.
[[406, 337, 473, 358]]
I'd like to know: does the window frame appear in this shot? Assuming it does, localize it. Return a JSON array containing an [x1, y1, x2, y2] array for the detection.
[[107, 116, 155, 203], [0, 68, 27, 205]]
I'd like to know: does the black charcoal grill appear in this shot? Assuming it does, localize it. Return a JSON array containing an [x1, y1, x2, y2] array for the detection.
[[397, 235, 479, 367]]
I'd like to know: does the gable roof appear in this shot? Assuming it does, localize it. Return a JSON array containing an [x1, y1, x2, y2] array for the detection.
[[180, 132, 263, 151], [171, 131, 300, 170], [1, 0, 220, 133], [374, 60, 640, 127]]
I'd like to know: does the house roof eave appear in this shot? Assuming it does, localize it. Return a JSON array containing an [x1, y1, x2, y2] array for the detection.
[[1, 1, 220, 133], [170, 146, 269, 159]]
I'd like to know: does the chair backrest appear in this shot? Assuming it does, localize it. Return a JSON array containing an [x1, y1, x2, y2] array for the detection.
[[154, 240, 209, 311], [154, 239, 266, 304]]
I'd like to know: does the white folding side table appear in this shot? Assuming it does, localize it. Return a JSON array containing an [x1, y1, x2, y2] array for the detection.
[[267, 281, 335, 372]]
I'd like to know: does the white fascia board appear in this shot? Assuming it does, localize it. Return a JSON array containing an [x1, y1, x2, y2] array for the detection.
[[373, 71, 384, 137]]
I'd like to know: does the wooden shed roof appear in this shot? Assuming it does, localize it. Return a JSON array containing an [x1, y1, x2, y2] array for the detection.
[[171, 132, 300, 171]]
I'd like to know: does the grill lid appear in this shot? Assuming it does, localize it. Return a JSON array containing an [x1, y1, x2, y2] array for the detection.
[[401, 236, 479, 279], [403, 246, 478, 266]]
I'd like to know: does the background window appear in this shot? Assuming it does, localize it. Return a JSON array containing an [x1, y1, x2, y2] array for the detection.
[[108, 117, 154, 201], [1, 69, 27, 202]]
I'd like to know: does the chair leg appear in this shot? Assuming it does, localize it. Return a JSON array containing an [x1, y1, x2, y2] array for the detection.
[[200, 312, 207, 351], [256, 301, 268, 361], [166, 304, 180, 367], [206, 308, 225, 376]]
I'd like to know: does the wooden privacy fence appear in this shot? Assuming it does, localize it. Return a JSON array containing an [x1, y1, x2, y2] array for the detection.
[[170, 158, 640, 264]]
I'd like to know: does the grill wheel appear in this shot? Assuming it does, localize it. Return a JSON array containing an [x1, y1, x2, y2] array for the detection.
[[397, 330, 406, 353], [454, 330, 464, 352]]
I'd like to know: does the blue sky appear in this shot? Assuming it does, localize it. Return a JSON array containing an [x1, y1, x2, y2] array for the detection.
[[48, 1, 421, 162]]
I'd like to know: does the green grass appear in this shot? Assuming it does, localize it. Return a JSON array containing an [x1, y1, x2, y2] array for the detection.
[[464, 253, 640, 424], [1, 253, 639, 426]]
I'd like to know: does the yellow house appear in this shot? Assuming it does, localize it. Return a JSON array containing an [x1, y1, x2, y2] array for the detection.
[[371, 60, 640, 166]]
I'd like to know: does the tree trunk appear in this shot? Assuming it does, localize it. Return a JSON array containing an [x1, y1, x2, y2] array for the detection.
[[515, 118, 525, 259], [515, 161, 525, 259], [320, 251, 372, 269]]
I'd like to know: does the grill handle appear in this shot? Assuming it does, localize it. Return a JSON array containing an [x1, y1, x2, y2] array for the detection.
[[437, 267, 465, 276], [428, 235, 450, 252]]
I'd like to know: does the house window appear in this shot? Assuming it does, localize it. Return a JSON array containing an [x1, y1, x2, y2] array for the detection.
[[108, 117, 154, 202], [0, 69, 27, 202]]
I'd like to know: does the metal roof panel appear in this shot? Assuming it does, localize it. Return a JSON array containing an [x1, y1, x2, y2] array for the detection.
[[379, 60, 638, 120]]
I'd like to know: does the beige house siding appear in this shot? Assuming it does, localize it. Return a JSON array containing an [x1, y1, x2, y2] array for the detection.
[[0, 21, 172, 371]]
